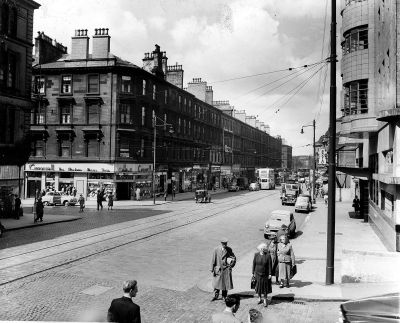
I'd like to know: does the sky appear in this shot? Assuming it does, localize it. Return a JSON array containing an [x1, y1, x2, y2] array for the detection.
[[34, 0, 339, 156]]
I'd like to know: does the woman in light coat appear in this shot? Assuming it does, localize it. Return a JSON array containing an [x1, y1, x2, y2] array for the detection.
[[277, 235, 295, 288]]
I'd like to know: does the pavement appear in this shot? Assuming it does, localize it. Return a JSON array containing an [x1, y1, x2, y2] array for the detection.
[[1, 188, 227, 231], [197, 199, 400, 302]]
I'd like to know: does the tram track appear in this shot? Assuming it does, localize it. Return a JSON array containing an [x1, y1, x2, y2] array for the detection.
[[0, 191, 277, 287]]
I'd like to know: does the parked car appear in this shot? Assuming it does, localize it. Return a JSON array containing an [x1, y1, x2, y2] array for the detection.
[[295, 196, 312, 213], [339, 292, 400, 323], [264, 209, 296, 239], [249, 182, 260, 191], [41, 191, 77, 206], [228, 180, 240, 192]]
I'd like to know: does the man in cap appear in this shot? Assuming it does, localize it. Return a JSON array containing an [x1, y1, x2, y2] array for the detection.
[[210, 237, 236, 301], [107, 280, 141, 323]]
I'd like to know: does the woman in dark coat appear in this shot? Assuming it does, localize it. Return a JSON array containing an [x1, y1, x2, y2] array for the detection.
[[252, 243, 272, 307], [35, 197, 44, 222], [267, 236, 279, 284]]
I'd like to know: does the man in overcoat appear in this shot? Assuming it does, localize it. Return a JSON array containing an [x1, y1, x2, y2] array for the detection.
[[107, 280, 141, 323], [210, 238, 236, 301]]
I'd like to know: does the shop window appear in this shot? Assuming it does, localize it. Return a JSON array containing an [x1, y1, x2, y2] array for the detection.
[[119, 103, 132, 124], [87, 74, 99, 93], [61, 75, 72, 94], [32, 140, 45, 157], [121, 76, 132, 93], [59, 140, 71, 157], [60, 105, 72, 124], [87, 103, 99, 124]]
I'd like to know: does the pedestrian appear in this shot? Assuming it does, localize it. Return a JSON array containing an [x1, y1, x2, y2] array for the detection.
[[97, 189, 103, 211], [211, 295, 241, 323], [248, 308, 263, 323], [210, 237, 236, 301], [14, 195, 21, 219], [35, 197, 44, 222], [73, 187, 77, 197], [276, 224, 288, 241], [277, 234, 295, 288], [172, 185, 176, 199], [107, 280, 141, 323], [163, 189, 168, 201], [136, 187, 141, 201], [352, 195, 360, 215], [324, 193, 328, 206], [267, 235, 279, 285], [78, 194, 85, 213], [252, 242, 272, 307], [108, 193, 114, 211]]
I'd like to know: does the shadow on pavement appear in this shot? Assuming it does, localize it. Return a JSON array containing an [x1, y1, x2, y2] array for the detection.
[[290, 280, 313, 288], [270, 294, 296, 303]]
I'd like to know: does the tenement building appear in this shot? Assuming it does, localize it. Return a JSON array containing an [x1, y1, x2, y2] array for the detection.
[[27, 28, 284, 200], [338, 0, 400, 251], [0, 0, 40, 203]]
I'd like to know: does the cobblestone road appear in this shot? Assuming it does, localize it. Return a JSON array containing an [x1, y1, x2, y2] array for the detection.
[[0, 190, 341, 322]]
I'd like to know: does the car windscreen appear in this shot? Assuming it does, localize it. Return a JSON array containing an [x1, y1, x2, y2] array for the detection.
[[297, 197, 308, 203], [270, 214, 289, 221]]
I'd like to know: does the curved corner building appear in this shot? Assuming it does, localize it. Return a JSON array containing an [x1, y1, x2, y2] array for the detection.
[[338, 0, 400, 251]]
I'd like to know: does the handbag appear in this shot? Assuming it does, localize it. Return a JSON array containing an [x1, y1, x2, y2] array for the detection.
[[290, 265, 297, 279], [251, 275, 256, 289]]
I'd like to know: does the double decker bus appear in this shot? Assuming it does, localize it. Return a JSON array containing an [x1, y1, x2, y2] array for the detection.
[[256, 168, 275, 190]]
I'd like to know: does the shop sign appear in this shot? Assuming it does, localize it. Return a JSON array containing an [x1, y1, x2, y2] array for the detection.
[[211, 166, 221, 172], [114, 163, 153, 173], [27, 163, 114, 173], [193, 165, 201, 169], [232, 164, 241, 172]]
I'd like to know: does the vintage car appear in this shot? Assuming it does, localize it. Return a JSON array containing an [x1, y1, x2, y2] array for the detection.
[[264, 209, 296, 239], [339, 292, 399, 323], [41, 192, 77, 206], [195, 189, 212, 203], [249, 182, 260, 191], [281, 184, 300, 205], [295, 196, 312, 213]]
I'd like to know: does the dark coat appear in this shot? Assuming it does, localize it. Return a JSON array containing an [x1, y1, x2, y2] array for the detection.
[[210, 245, 236, 290], [36, 200, 44, 217], [107, 296, 141, 323], [267, 240, 278, 274]]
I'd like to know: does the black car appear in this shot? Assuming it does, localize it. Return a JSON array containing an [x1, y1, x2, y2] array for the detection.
[[339, 293, 400, 323]]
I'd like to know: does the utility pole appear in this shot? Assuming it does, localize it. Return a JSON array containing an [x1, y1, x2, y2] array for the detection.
[[326, 0, 337, 285], [313, 119, 316, 203]]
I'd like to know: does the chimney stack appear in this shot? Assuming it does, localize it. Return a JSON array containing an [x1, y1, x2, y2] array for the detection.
[[71, 29, 89, 60], [92, 28, 110, 59], [166, 62, 184, 89]]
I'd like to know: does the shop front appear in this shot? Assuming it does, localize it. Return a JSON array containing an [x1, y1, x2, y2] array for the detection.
[[25, 162, 116, 199], [114, 163, 153, 200], [221, 165, 232, 189], [210, 165, 221, 189]]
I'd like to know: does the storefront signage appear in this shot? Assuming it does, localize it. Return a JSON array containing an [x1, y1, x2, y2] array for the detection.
[[27, 163, 114, 173], [211, 166, 221, 172], [114, 163, 153, 173]]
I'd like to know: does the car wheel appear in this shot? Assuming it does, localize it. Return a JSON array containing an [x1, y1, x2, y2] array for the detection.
[[209, 197, 212, 203], [264, 234, 269, 239], [63, 201, 69, 206], [43, 201, 49, 206]]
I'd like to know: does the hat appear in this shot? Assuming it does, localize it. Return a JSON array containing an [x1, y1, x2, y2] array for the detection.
[[220, 237, 229, 243]]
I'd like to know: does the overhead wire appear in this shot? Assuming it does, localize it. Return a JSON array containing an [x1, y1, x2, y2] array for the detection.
[[238, 61, 327, 107], [270, 63, 328, 114]]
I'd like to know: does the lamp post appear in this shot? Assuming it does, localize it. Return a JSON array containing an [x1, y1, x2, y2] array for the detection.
[[153, 115, 174, 205], [301, 119, 316, 203]]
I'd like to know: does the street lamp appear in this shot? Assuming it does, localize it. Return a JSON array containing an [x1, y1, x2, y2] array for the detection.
[[153, 115, 174, 205], [300, 119, 316, 203]]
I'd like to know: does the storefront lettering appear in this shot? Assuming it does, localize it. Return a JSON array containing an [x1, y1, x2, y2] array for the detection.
[[68, 167, 83, 172]]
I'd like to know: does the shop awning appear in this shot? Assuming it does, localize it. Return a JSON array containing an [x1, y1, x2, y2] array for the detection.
[[84, 96, 104, 105], [336, 166, 370, 180], [56, 97, 76, 105]]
